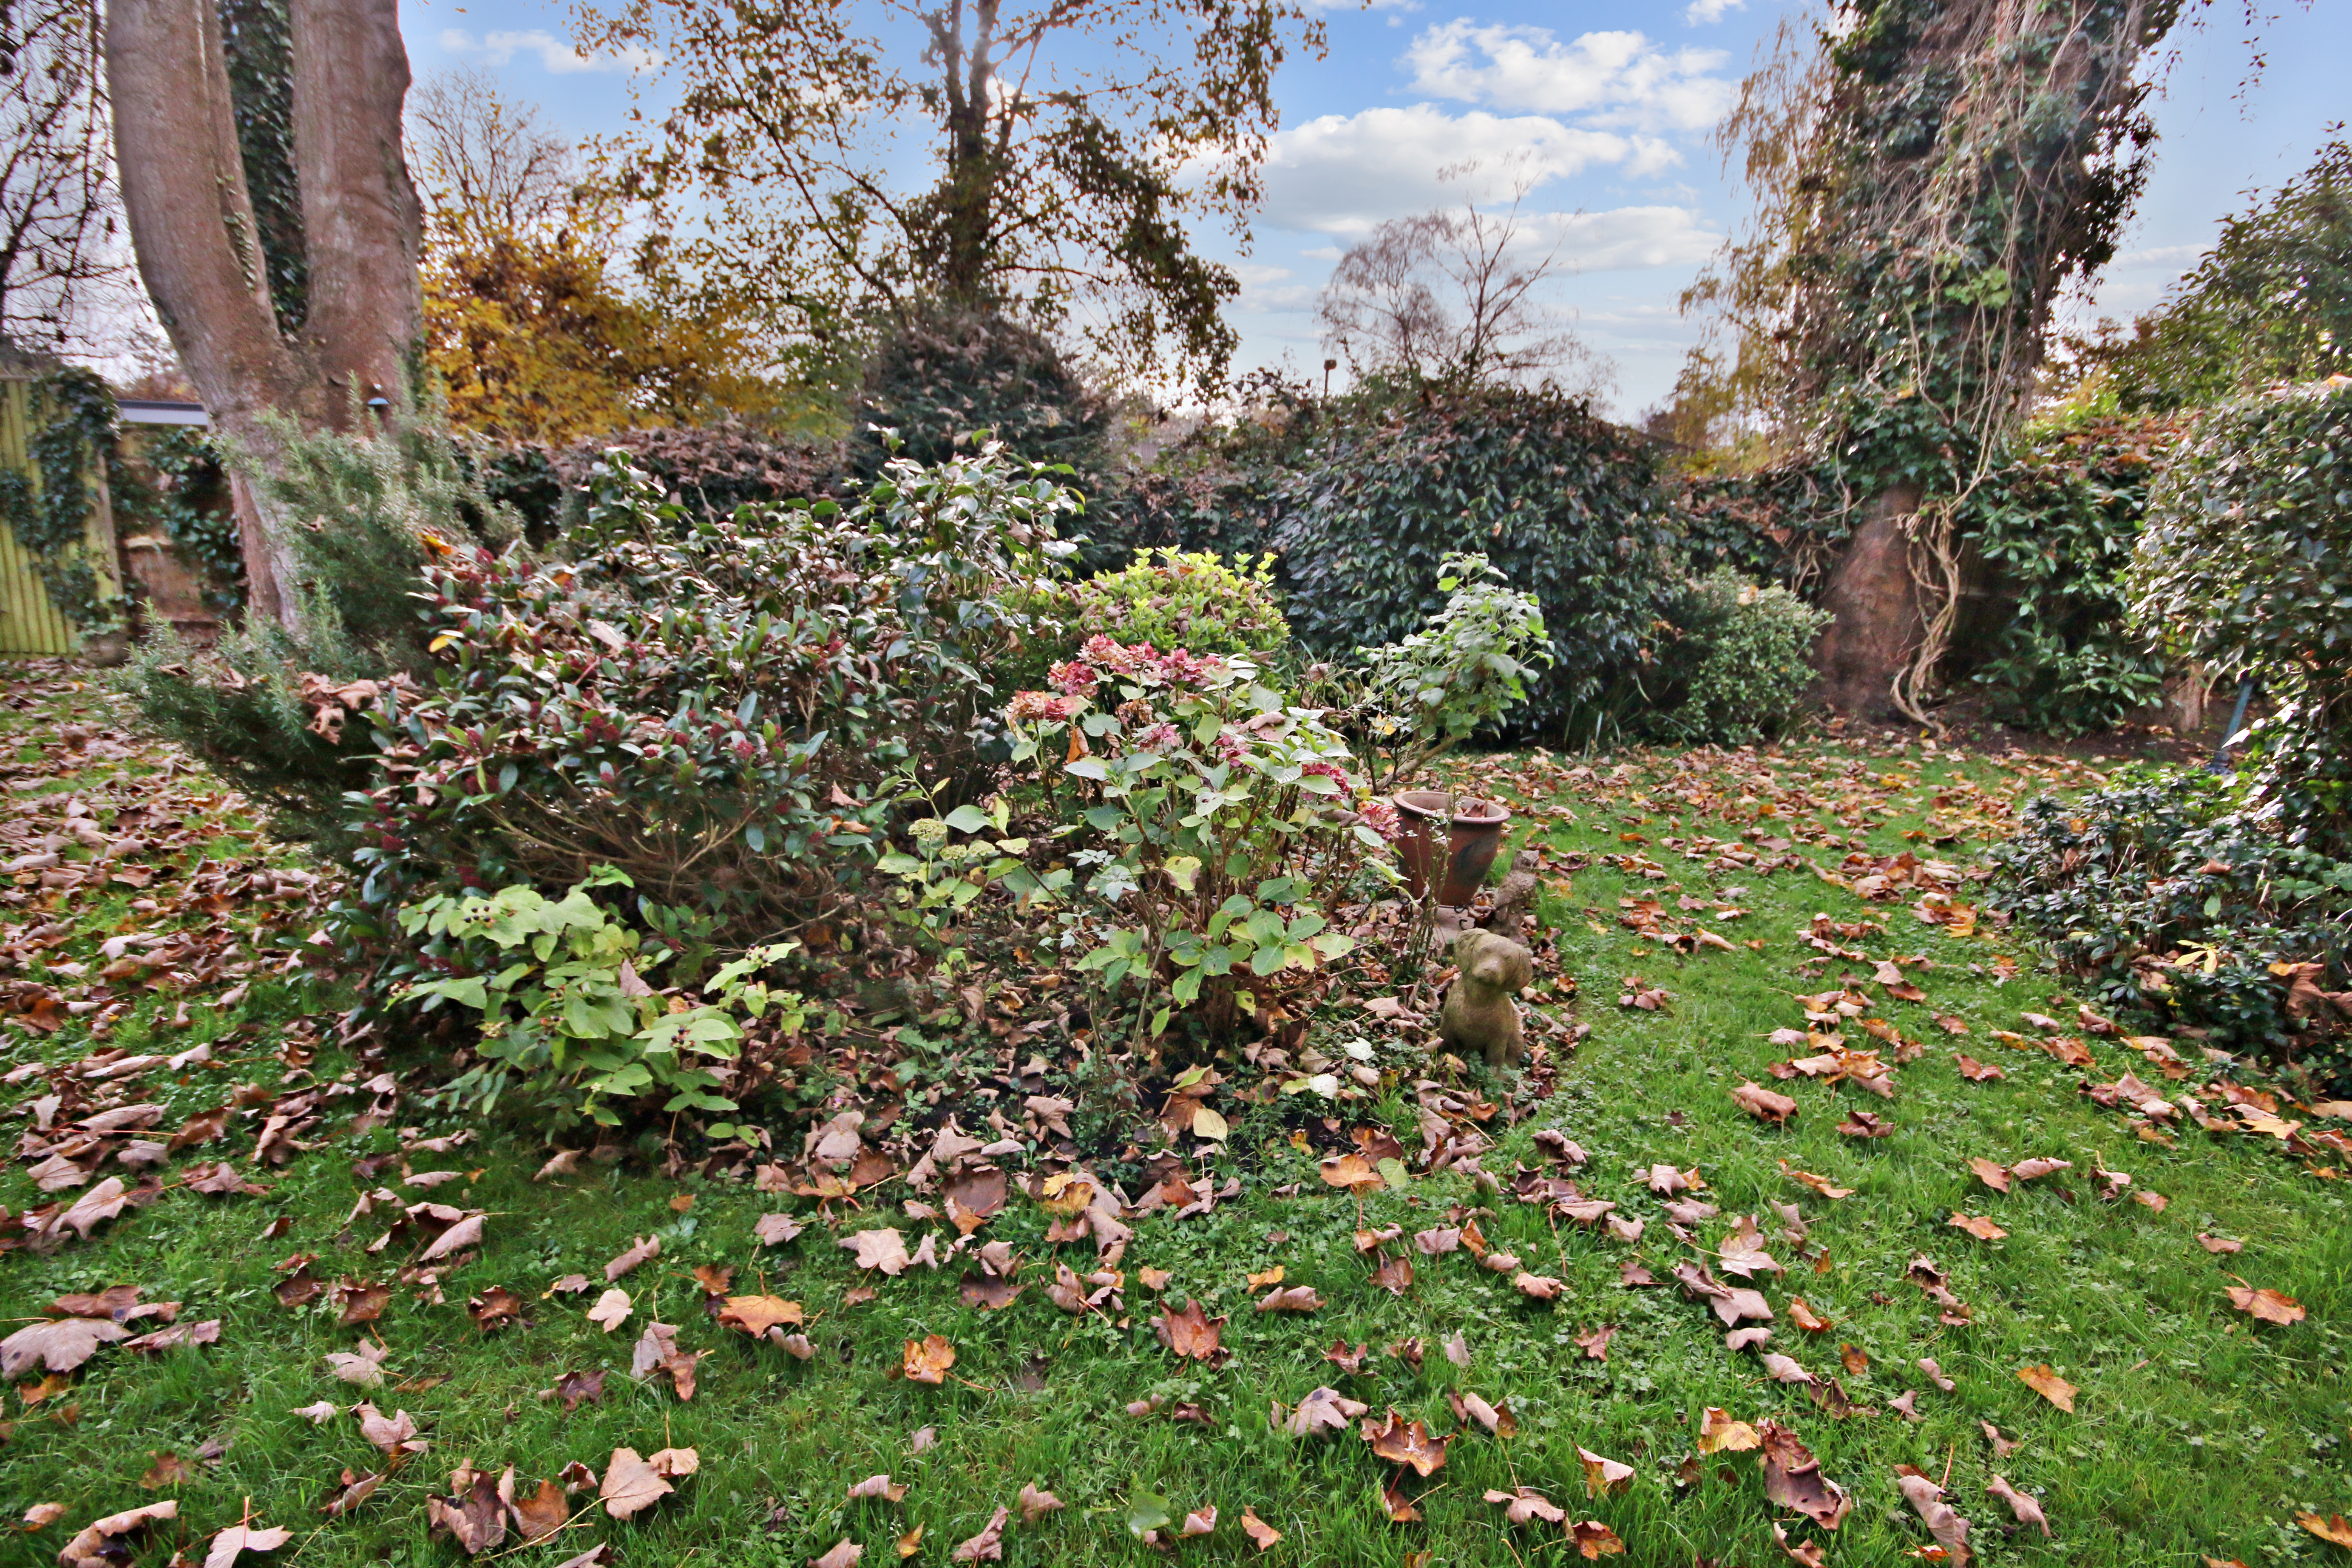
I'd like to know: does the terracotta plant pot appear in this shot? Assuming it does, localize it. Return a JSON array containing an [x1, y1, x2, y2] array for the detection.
[[1392, 789, 1512, 906]]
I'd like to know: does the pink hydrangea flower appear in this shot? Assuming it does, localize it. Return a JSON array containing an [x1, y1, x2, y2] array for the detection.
[[1007, 690, 1075, 723], [1211, 727, 1248, 765], [1135, 721, 1183, 752], [1358, 796, 1402, 841], [1081, 634, 1152, 678], [1048, 659, 1100, 696], [1301, 759, 1356, 792], [1153, 647, 1226, 688]]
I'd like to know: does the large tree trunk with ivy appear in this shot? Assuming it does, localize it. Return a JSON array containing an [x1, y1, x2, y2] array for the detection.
[[1688, 0, 2187, 724], [106, 0, 421, 630]]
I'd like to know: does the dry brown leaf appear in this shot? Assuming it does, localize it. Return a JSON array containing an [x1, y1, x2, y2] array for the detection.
[[1485, 1487, 1566, 1525], [509, 1478, 570, 1546], [1895, 1471, 1972, 1566], [811, 1539, 864, 1567], [1949, 1212, 2008, 1241], [902, 1334, 957, 1384], [1157, 1299, 1228, 1364], [1178, 1506, 1216, 1539], [1759, 1421, 1851, 1530], [1362, 1409, 1452, 1476], [1512, 1270, 1563, 1301], [0, 1315, 123, 1378], [848, 1474, 909, 1503], [1772, 1522, 1828, 1567], [1241, 1505, 1282, 1551], [2226, 1284, 2306, 1325], [427, 1469, 507, 1556], [1256, 1284, 1322, 1313], [1568, 1520, 1626, 1559], [1970, 1157, 2011, 1194], [57, 1500, 176, 1568], [1577, 1446, 1634, 1496], [2299, 1512, 2352, 1548], [1698, 1408, 1760, 1453], [1016, 1483, 1064, 1524], [1575, 1324, 1617, 1361], [717, 1295, 804, 1337], [2011, 1157, 2072, 1182], [950, 1504, 1008, 1562], [2017, 1364, 2076, 1412], [600, 1447, 675, 1520], [1732, 1080, 1799, 1124], [1985, 1475, 2049, 1537]]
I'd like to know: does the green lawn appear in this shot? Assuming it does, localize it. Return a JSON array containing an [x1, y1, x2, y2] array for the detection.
[[5, 666, 2351, 1568]]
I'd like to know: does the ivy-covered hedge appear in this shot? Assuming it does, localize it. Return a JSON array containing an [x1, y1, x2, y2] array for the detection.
[[1272, 379, 1683, 735], [1958, 412, 2187, 735], [2133, 377, 2352, 847]]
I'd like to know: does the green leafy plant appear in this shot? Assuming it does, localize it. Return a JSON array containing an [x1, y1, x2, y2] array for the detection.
[[398, 867, 808, 1126], [346, 443, 1080, 948], [1959, 414, 2181, 734], [1072, 548, 1289, 659], [882, 640, 1385, 1047], [1274, 377, 1680, 734], [0, 366, 127, 630], [1646, 568, 1829, 747], [1338, 552, 1549, 793], [2131, 377, 2352, 850]]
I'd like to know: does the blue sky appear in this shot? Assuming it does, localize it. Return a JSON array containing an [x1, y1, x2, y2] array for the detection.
[[405, 0, 2352, 415]]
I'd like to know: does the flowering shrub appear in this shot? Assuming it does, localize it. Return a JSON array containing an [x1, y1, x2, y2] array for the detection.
[[345, 444, 1079, 949], [398, 867, 808, 1128], [882, 637, 1391, 1044]]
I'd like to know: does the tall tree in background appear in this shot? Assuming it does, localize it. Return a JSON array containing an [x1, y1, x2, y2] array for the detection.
[[0, 0, 135, 355], [1678, 0, 2188, 720], [106, 0, 421, 626], [1316, 180, 1615, 400], [411, 68, 797, 445], [576, 0, 1323, 393]]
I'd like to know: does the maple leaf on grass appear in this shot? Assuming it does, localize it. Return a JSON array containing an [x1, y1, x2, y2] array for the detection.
[[1787, 1297, 1833, 1333], [1379, 1476, 1420, 1522], [57, 1500, 176, 1568], [510, 1478, 571, 1546], [843, 1228, 914, 1276], [1016, 1483, 1063, 1523], [1512, 1270, 1564, 1301], [1575, 1324, 1617, 1361], [1985, 1475, 2049, 1537], [603, 1234, 661, 1281], [631, 1323, 707, 1400], [1772, 1522, 1827, 1567], [2299, 1512, 2352, 1548], [717, 1295, 804, 1337], [1284, 1385, 1368, 1435], [353, 1403, 426, 1457], [1949, 1212, 2008, 1241], [1178, 1505, 1216, 1539], [1568, 1519, 1626, 1559], [951, 1503, 1009, 1561], [1449, 1389, 1516, 1435], [1485, 1486, 1566, 1525], [1157, 1299, 1228, 1365], [427, 1468, 507, 1555], [810, 1540, 863, 1568], [902, 1334, 957, 1384], [1370, 1253, 1415, 1296], [1241, 1505, 1282, 1551], [2225, 1283, 2306, 1325], [1578, 1446, 1634, 1495], [600, 1446, 686, 1520], [1257, 1284, 1322, 1312], [0, 1315, 123, 1377], [1362, 1409, 1451, 1476], [1895, 1470, 1972, 1566], [1324, 1339, 1370, 1374], [1699, 1408, 1760, 1453], [848, 1474, 909, 1502], [1970, 1157, 2012, 1193], [548, 1368, 605, 1412], [324, 1340, 392, 1387], [2011, 1156, 2072, 1182], [1732, 1080, 1799, 1124], [2017, 1364, 2077, 1412], [1759, 1420, 1851, 1530]]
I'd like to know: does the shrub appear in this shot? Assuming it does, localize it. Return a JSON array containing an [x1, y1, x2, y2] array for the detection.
[[1338, 552, 1551, 793], [1959, 414, 2182, 734], [1273, 377, 1682, 734], [882, 641, 1387, 1048], [1987, 771, 2352, 1090], [2131, 378, 2352, 849], [848, 306, 1110, 493], [345, 444, 1080, 947], [1647, 568, 1829, 746], [1073, 549, 1288, 657], [397, 866, 808, 1128], [125, 418, 520, 842]]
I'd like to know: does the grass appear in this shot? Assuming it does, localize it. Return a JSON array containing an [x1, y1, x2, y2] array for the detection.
[[4, 669, 2352, 1568]]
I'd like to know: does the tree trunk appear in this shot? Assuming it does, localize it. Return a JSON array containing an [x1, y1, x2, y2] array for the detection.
[[1811, 484, 1926, 723], [107, 0, 420, 629]]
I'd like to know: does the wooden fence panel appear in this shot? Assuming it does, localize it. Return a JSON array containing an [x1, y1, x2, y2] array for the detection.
[[0, 375, 109, 657]]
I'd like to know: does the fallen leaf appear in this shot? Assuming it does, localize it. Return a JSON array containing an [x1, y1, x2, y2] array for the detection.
[[1241, 1505, 1282, 1551], [600, 1446, 675, 1520], [952, 1503, 1009, 1561], [1949, 1212, 2008, 1241], [1017, 1483, 1064, 1524], [902, 1334, 957, 1384], [0, 1316, 123, 1377], [1985, 1475, 2049, 1537], [56, 1500, 176, 1568], [325, 1341, 392, 1386], [717, 1295, 804, 1337], [843, 1228, 914, 1276], [1760, 1420, 1851, 1530], [1970, 1158, 2011, 1194], [141, 1452, 193, 1489], [2198, 1233, 2244, 1255], [1954, 1054, 2004, 1081], [416, 1211, 486, 1263], [1788, 1297, 1833, 1333], [1486, 1487, 1566, 1525], [1362, 1409, 1452, 1476], [2300, 1513, 2352, 1548], [426, 1468, 507, 1555], [509, 1478, 570, 1546], [2017, 1364, 2076, 1412], [604, 1235, 661, 1281], [2011, 1157, 2071, 1182], [1772, 1522, 1828, 1567], [1699, 1408, 1760, 1453], [1512, 1271, 1563, 1301], [754, 1213, 806, 1246], [1577, 1446, 1634, 1496], [1575, 1324, 1617, 1361], [1257, 1284, 1323, 1313], [1733, 1080, 1799, 1124], [1285, 1384, 1369, 1436], [848, 1474, 909, 1503], [811, 1540, 863, 1568], [1568, 1520, 1626, 1559], [550, 1368, 605, 1412], [2227, 1284, 2306, 1325], [1178, 1505, 1215, 1539], [1895, 1470, 1972, 1566], [1157, 1299, 1228, 1365], [24, 1503, 66, 1530], [1981, 1420, 2021, 1458]]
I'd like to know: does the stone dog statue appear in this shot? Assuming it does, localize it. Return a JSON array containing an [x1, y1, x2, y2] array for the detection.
[[1440, 926, 1535, 1068]]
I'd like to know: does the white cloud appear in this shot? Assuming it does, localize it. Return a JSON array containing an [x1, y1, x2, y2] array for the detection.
[[2109, 242, 2202, 270], [1260, 104, 1655, 233], [438, 28, 661, 75], [1521, 206, 1722, 272], [1683, 0, 1746, 26], [1228, 262, 1321, 315], [1301, 0, 1420, 10], [1402, 21, 1732, 133]]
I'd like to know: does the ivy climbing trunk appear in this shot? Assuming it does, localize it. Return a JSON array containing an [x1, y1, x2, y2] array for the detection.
[[106, 0, 421, 631]]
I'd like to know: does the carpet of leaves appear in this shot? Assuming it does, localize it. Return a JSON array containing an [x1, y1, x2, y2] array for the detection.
[[2, 665, 2351, 1567]]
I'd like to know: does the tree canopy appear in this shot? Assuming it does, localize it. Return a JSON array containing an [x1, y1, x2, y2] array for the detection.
[[575, 0, 1324, 394]]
